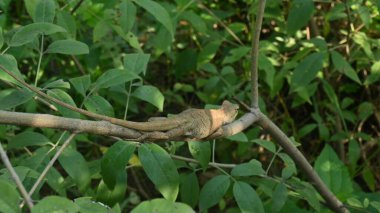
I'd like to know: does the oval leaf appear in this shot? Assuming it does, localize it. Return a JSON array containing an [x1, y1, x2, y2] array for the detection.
[[93, 68, 140, 90], [84, 95, 115, 117], [34, 0, 56, 23], [0, 179, 19, 213], [69, 75, 91, 97], [132, 0, 173, 37], [199, 175, 230, 211], [314, 144, 353, 198], [133, 85, 164, 111], [0, 54, 25, 86], [231, 159, 265, 177], [0, 88, 34, 110], [32, 196, 78, 213], [101, 141, 135, 189], [131, 198, 194, 213], [287, 0, 314, 34], [58, 147, 91, 192], [188, 142, 210, 171], [46, 39, 89, 55], [290, 52, 324, 91], [47, 89, 80, 118], [138, 144, 179, 201], [11, 23, 66, 46], [8, 131, 51, 149], [233, 181, 264, 213], [180, 172, 199, 208]]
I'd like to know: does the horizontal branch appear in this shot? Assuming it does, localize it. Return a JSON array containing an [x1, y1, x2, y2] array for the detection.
[[0, 110, 141, 139]]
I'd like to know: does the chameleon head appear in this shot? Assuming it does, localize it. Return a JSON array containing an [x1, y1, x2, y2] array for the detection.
[[221, 100, 239, 124]]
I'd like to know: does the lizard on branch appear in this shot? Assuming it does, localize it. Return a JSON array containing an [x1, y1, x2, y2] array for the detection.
[[133, 100, 239, 141], [0, 64, 239, 140]]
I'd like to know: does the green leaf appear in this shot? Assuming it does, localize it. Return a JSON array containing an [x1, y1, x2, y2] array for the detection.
[[56, 11, 76, 38], [133, 85, 164, 111], [188, 142, 210, 171], [197, 41, 222, 66], [179, 11, 207, 33], [348, 139, 360, 172], [227, 132, 249, 142], [138, 144, 179, 201], [298, 123, 317, 138], [223, 46, 250, 64], [34, 0, 56, 23], [231, 159, 265, 177], [120, 0, 136, 33], [259, 52, 276, 90], [353, 32, 373, 59], [123, 53, 151, 75], [314, 144, 353, 198], [47, 89, 80, 118], [0, 88, 34, 110], [96, 174, 127, 207], [358, 102, 374, 120], [0, 179, 19, 213], [24, 0, 39, 20], [233, 181, 264, 213], [180, 172, 199, 208], [362, 167, 375, 191], [252, 139, 276, 153], [46, 39, 89, 55], [287, 0, 314, 34], [93, 20, 111, 42], [101, 141, 135, 189], [69, 75, 91, 97], [298, 182, 320, 211], [58, 147, 91, 192], [0, 27, 4, 49], [32, 196, 78, 213], [271, 183, 288, 212], [84, 95, 115, 117], [0, 54, 25, 86], [44, 79, 71, 89], [131, 198, 194, 213], [45, 167, 66, 196], [290, 52, 324, 91], [8, 131, 51, 149], [93, 68, 140, 90], [199, 175, 230, 211], [75, 197, 111, 213], [10, 23, 66, 46], [331, 51, 361, 84], [365, 61, 380, 85], [132, 0, 174, 37]]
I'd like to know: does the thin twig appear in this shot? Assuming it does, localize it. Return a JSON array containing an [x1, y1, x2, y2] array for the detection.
[[251, 0, 266, 108], [197, 2, 244, 46], [0, 142, 34, 209], [71, 0, 85, 14], [171, 154, 236, 168], [28, 133, 77, 197]]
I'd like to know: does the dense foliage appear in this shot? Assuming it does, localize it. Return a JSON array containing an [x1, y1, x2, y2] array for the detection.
[[0, 0, 379, 212]]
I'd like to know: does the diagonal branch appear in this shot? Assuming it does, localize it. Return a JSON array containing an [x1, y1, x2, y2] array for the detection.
[[0, 142, 34, 210], [251, 0, 266, 108], [257, 113, 348, 213]]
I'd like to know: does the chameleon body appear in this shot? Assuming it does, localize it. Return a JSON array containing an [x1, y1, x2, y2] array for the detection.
[[118, 100, 239, 140]]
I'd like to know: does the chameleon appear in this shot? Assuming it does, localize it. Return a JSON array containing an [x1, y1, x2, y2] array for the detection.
[[126, 100, 239, 140]]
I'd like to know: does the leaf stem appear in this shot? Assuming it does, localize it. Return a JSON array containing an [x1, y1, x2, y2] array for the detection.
[[35, 34, 45, 86]]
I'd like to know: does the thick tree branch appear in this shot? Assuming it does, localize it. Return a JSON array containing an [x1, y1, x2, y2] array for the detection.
[[0, 142, 34, 210], [251, 0, 266, 108], [0, 110, 141, 139]]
